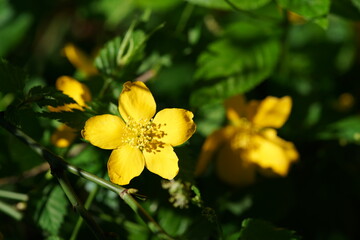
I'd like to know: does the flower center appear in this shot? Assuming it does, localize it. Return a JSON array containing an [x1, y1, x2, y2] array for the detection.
[[231, 118, 257, 149], [123, 118, 167, 153]]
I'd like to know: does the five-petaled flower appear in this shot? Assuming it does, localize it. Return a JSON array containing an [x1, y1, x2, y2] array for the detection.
[[82, 81, 196, 185], [195, 95, 298, 186], [49, 76, 91, 148]]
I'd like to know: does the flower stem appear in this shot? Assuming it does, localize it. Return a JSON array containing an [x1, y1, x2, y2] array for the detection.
[[56, 171, 107, 240]]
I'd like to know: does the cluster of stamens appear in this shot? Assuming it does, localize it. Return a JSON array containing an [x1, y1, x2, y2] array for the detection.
[[231, 118, 258, 150], [122, 117, 167, 153]]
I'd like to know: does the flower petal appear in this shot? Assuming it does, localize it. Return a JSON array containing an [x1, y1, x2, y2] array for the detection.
[[51, 124, 77, 148], [225, 95, 246, 123], [108, 146, 145, 185], [82, 114, 125, 149], [153, 108, 196, 146], [245, 130, 298, 176], [143, 144, 179, 180], [216, 141, 256, 186], [63, 43, 98, 76], [118, 81, 156, 122], [56, 76, 92, 107], [195, 126, 237, 176], [251, 96, 292, 128]]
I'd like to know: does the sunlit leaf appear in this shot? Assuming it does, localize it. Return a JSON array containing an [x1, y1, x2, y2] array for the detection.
[[238, 218, 300, 240], [186, 0, 231, 10], [276, 0, 330, 19], [228, 0, 272, 10], [94, 36, 122, 77], [191, 36, 280, 107], [34, 185, 68, 236]]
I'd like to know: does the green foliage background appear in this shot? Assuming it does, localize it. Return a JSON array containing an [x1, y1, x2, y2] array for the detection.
[[1, 0, 360, 239]]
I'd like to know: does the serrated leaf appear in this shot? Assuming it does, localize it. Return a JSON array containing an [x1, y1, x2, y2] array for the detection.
[[94, 36, 122, 77], [277, 0, 330, 19], [238, 218, 301, 240], [317, 116, 360, 144], [191, 38, 280, 107], [39, 109, 93, 129], [0, 59, 26, 95], [35, 185, 68, 236], [117, 30, 146, 66], [27, 85, 77, 108]]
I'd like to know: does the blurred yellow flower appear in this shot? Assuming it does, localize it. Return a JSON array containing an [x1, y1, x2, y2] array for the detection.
[[195, 95, 298, 186], [50, 76, 92, 148], [63, 43, 98, 76], [82, 81, 196, 185]]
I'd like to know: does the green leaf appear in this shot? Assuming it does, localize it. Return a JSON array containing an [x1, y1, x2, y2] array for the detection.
[[34, 185, 68, 236], [238, 218, 301, 240], [123, 221, 149, 240], [94, 26, 148, 77], [27, 86, 76, 108], [229, 0, 272, 10], [276, 0, 330, 19], [94, 36, 122, 77], [39, 109, 93, 129], [0, 13, 32, 57], [0, 59, 26, 95], [186, 0, 231, 10], [191, 37, 280, 107], [331, 0, 360, 20], [317, 116, 360, 144]]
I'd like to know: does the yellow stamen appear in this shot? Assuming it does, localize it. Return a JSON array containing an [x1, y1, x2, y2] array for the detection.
[[122, 118, 167, 153]]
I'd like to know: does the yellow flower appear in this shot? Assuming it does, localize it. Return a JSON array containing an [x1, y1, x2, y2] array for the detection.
[[82, 81, 196, 185], [50, 76, 92, 148], [63, 43, 98, 76], [195, 95, 298, 186]]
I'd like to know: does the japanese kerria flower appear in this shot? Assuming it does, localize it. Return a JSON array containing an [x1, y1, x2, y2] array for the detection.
[[63, 43, 98, 76], [195, 95, 298, 186], [49, 76, 91, 148], [82, 81, 196, 185]]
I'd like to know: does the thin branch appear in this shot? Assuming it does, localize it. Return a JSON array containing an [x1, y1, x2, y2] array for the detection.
[[0, 200, 23, 220], [0, 190, 29, 202], [56, 171, 106, 240], [70, 183, 100, 240], [0, 162, 49, 186]]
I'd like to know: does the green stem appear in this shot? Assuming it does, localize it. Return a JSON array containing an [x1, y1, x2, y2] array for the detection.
[[176, 3, 194, 34], [0, 112, 174, 239], [56, 172, 106, 240], [0, 200, 23, 220], [70, 184, 100, 240], [0, 190, 28, 201]]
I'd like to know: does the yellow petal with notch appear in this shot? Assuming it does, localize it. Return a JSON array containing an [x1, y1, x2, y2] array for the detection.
[[153, 108, 196, 147], [118, 81, 156, 122]]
